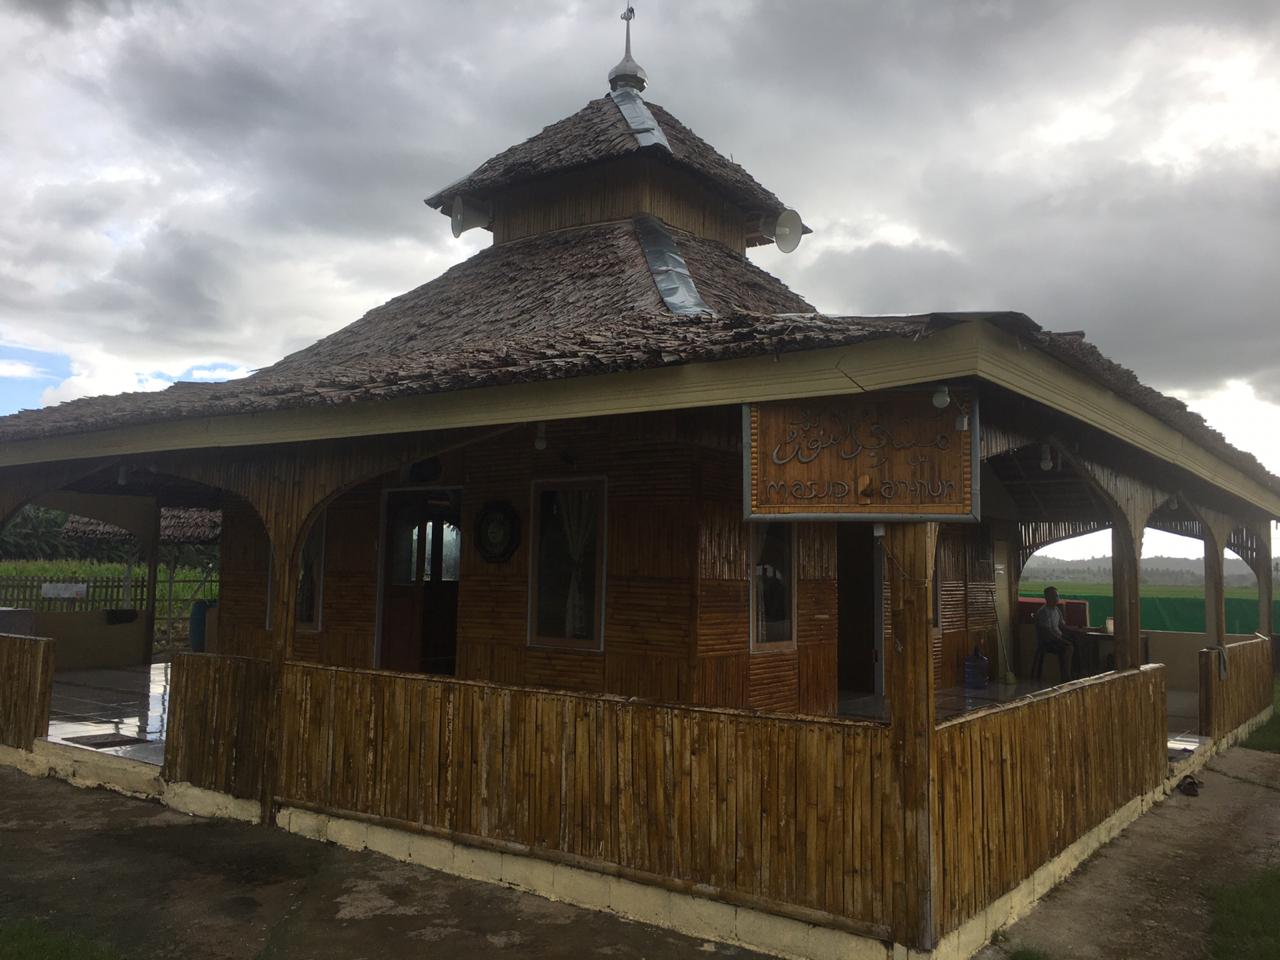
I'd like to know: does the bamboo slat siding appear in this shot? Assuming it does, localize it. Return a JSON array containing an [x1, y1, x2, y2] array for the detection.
[[0, 633, 54, 750], [278, 662, 895, 935], [934, 666, 1167, 936], [1198, 636, 1274, 740], [163, 653, 272, 799]]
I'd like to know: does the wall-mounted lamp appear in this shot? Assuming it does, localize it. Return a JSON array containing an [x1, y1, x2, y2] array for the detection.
[[931, 384, 951, 410], [1039, 444, 1053, 472], [533, 422, 548, 451]]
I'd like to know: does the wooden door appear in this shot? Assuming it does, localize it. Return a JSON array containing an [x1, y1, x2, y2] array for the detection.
[[380, 489, 461, 674]]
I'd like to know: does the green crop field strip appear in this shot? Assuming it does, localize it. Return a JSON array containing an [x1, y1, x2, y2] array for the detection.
[[1019, 580, 1260, 601]]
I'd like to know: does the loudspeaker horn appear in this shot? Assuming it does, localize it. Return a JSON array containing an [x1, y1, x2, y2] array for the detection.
[[451, 196, 490, 238], [763, 208, 804, 254]]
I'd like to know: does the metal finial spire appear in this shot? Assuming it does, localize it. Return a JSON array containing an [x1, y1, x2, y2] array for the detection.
[[609, 4, 647, 92]]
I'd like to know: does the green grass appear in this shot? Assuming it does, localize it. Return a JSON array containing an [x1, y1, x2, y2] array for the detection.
[[1209, 866, 1280, 959], [0, 920, 127, 960], [1009, 949, 1051, 960], [1242, 681, 1280, 753]]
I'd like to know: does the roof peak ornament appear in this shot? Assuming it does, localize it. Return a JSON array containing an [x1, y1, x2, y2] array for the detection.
[[609, 4, 648, 92]]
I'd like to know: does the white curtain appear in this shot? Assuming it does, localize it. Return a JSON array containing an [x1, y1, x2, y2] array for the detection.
[[558, 489, 597, 639]]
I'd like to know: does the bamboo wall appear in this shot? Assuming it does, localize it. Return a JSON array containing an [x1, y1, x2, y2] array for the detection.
[[933, 665, 1167, 936], [491, 156, 748, 251], [934, 526, 998, 688], [694, 445, 838, 713], [277, 661, 895, 936], [1198, 636, 1274, 739], [0, 632, 54, 750], [210, 411, 836, 714], [163, 652, 272, 799], [292, 479, 385, 669], [216, 498, 272, 659]]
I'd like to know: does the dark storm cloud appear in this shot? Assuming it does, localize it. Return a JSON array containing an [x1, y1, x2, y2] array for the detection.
[[2, 0, 130, 29], [0, 0, 1277, 407]]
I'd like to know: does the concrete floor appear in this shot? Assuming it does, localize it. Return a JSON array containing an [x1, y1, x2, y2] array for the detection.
[[48, 663, 169, 765], [0, 767, 772, 960]]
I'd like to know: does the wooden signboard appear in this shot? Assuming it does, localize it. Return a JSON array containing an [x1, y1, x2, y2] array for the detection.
[[744, 390, 979, 520]]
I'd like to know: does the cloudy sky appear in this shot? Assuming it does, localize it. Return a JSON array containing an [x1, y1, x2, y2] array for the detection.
[[2, 0, 1277, 559]]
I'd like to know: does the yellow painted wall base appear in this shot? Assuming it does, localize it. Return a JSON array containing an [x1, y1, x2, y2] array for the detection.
[[33, 612, 147, 671]]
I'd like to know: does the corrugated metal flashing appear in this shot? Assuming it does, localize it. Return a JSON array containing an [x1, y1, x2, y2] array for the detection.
[[633, 215, 714, 317], [608, 88, 671, 152]]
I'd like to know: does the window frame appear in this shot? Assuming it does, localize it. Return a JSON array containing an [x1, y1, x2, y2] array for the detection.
[[527, 477, 608, 652], [748, 521, 798, 653], [294, 511, 327, 633]]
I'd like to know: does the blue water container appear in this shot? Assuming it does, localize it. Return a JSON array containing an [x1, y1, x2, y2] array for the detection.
[[189, 599, 210, 652], [963, 646, 990, 690]]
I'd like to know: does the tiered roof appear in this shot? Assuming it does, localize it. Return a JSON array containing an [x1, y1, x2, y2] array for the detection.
[[425, 97, 790, 226]]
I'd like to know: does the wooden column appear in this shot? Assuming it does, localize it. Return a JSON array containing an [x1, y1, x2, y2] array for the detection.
[[1195, 507, 1234, 650], [142, 505, 162, 665], [258, 523, 306, 822], [885, 521, 939, 950], [1063, 452, 1170, 671], [1111, 520, 1143, 669], [1257, 529, 1273, 639], [1236, 521, 1273, 639]]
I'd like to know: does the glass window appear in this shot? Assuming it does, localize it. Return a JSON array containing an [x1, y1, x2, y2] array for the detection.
[[388, 504, 420, 586], [751, 522, 794, 648], [296, 513, 326, 630], [531, 482, 604, 647], [441, 522, 461, 582]]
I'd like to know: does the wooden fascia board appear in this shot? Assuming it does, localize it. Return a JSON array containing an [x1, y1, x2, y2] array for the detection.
[[971, 322, 1280, 517], [4, 317, 1275, 518], [0, 325, 980, 468]]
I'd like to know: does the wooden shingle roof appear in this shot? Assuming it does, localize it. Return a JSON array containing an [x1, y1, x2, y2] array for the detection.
[[62, 507, 221, 545], [425, 96, 789, 221]]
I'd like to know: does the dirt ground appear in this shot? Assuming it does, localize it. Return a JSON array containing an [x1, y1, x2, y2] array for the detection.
[[0, 767, 771, 960], [5, 748, 1279, 960], [977, 746, 1280, 960]]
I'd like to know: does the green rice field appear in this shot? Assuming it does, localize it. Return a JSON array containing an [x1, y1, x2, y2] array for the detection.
[[1019, 581, 1270, 634]]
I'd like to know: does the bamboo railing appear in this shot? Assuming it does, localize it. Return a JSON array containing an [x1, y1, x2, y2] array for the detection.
[[276, 661, 896, 937], [161, 655, 1177, 944], [1198, 636, 1274, 740], [933, 665, 1167, 936], [0, 633, 55, 750], [162, 653, 272, 799], [0, 576, 147, 611]]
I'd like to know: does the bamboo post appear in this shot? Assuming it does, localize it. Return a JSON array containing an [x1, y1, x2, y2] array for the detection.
[[259, 526, 304, 824], [142, 505, 161, 665], [1193, 508, 1234, 651], [1111, 520, 1143, 669], [165, 557, 177, 646], [885, 521, 939, 950], [1250, 524, 1273, 640]]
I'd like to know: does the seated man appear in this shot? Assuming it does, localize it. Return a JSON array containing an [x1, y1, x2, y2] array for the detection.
[[1033, 586, 1083, 681]]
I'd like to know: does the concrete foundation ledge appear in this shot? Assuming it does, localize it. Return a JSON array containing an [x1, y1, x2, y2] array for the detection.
[[6, 739, 166, 799], [161, 781, 261, 824], [275, 805, 896, 960]]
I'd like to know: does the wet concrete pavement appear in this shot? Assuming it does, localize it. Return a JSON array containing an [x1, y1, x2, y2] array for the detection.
[[0, 768, 773, 959], [976, 745, 1280, 959]]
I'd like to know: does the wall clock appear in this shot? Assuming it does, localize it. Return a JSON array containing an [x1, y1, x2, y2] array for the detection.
[[475, 500, 520, 563]]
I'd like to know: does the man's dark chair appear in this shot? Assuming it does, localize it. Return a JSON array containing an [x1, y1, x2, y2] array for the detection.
[[1031, 635, 1073, 682]]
